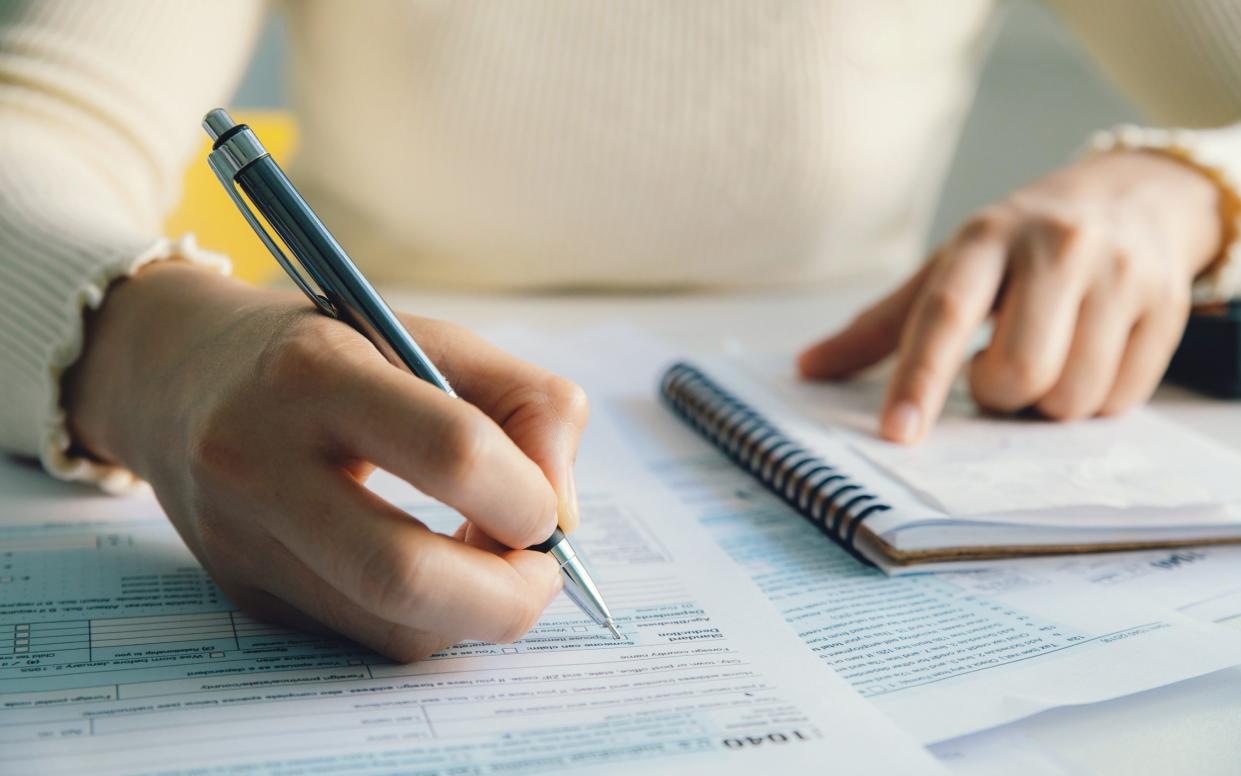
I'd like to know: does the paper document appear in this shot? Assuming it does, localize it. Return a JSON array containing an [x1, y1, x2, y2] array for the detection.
[[929, 603, 1241, 775], [512, 323, 1241, 744], [742, 354, 1241, 519], [0, 463, 940, 774], [935, 544, 1241, 622], [931, 727, 1072, 776], [633, 447, 1241, 743]]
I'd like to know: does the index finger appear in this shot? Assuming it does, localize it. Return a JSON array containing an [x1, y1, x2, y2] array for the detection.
[[315, 348, 560, 549], [882, 227, 1009, 443], [401, 318, 590, 531]]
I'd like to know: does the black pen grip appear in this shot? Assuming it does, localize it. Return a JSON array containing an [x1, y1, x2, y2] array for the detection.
[[527, 527, 565, 553]]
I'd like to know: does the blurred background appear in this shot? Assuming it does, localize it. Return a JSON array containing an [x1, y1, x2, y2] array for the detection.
[[174, 0, 1141, 283]]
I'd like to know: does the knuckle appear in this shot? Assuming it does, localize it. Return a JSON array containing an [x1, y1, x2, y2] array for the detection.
[[187, 422, 249, 487], [362, 539, 433, 618], [433, 412, 491, 489], [1108, 249, 1138, 288], [1039, 212, 1079, 240], [266, 326, 326, 387], [496, 592, 543, 644], [1007, 213, 1091, 277], [971, 353, 1054, 411], [1034, 218, 1084, 273], [262, 317, 353, 394], [997, 354, 1053, 396], [956, 208, 1010, 244], [544, 375, 590, 427], [921, 287, 972, 330]]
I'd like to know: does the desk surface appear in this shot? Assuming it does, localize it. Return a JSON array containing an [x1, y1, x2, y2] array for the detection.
[[385, 283, 1241, 775], [2, 282, 1237, 773]]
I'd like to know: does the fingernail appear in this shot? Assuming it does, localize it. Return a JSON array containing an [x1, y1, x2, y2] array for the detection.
[[883, 401, 922, 443], [557, 470, 580, 534]]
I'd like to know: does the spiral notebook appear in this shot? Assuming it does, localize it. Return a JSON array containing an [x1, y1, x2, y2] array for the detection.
[[660, 360, 1241, 573]]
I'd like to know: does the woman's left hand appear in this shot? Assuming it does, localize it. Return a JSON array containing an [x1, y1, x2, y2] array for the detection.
[[798, 149, 1225, 444]]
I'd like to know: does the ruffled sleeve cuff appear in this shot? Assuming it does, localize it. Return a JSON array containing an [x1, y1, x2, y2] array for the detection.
[[40, 234, 230, 494]]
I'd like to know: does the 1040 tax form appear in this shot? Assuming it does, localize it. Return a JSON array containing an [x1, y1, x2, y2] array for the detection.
[[0, 458, 942, 775]]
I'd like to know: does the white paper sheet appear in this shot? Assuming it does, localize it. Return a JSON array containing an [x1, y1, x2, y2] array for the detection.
[[0, 450, 941, 774], [934, 545, 1241, 622], [929, 595, 1241, 776], [507, 323, 1241, 745], [630, 445, 1241, 744], [737, 354, 1241, 520], [931, 728, 1074, 776]]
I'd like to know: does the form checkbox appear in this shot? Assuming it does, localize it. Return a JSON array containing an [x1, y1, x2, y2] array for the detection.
[[210, 652, 224, 658], [14, 647, 27, 654], [572, 626, 587, 633], [501, 647, 518, 654]]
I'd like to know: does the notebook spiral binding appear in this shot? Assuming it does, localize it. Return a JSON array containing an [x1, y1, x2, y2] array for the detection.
[[660, 362, 891, 564]]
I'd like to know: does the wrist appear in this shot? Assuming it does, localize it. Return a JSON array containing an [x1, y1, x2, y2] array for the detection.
[[1138, 150, 1226, 278], [62, 261, 259, 476], [1088, 149, 1224, 278]]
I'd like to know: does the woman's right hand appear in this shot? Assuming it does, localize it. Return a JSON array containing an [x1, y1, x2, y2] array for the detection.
[[64, 262, 589, 661]]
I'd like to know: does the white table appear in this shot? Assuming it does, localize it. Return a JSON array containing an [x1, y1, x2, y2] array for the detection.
[[386, 282, 1241, 775]]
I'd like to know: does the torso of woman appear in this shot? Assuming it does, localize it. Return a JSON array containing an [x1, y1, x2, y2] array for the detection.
[[283, 0, 994, 290]]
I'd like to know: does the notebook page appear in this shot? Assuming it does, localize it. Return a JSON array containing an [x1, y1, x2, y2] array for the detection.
[[732, 351, 1241, 524]]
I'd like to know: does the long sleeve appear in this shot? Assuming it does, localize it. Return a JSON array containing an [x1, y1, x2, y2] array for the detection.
[[0, 1, 266, 489], [1045, 0, 1241, 301]]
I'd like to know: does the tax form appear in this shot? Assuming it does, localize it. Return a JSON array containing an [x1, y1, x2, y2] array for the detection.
[[640, 451, 1241, 744], [519, 323, 1241, 746], [930, 619, 1241, 775], [0, 460, 941, 774]]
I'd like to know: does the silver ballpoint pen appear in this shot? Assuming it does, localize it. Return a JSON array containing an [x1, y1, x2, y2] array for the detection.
[[202, 108, 620, 641]]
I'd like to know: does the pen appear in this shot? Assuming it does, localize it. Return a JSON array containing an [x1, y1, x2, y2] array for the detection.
[[202, 108, 620, 641]]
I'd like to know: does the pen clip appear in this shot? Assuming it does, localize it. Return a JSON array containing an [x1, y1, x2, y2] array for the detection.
[[207, 153, 337, 318]]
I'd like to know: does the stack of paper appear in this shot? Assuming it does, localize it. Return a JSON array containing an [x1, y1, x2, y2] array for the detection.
[[4, 322, 1241, 775]]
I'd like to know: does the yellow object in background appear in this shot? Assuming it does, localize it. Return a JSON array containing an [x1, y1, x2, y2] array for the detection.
[[163, 111, 298, 285]]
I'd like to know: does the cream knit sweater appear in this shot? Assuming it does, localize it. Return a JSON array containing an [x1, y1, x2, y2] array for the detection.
[[2, 0, 1241, 488]]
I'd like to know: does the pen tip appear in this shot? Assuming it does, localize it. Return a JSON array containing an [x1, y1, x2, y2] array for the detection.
[[606, 621, 622, 640]]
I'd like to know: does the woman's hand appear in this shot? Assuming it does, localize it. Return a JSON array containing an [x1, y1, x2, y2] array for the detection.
[[64, 262, 588, 661], [798, 150, 1225, 443]]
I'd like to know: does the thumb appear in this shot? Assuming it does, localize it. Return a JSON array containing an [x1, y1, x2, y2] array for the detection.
[[797, 263, 930, 380], [493, 378, 589, 535]]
